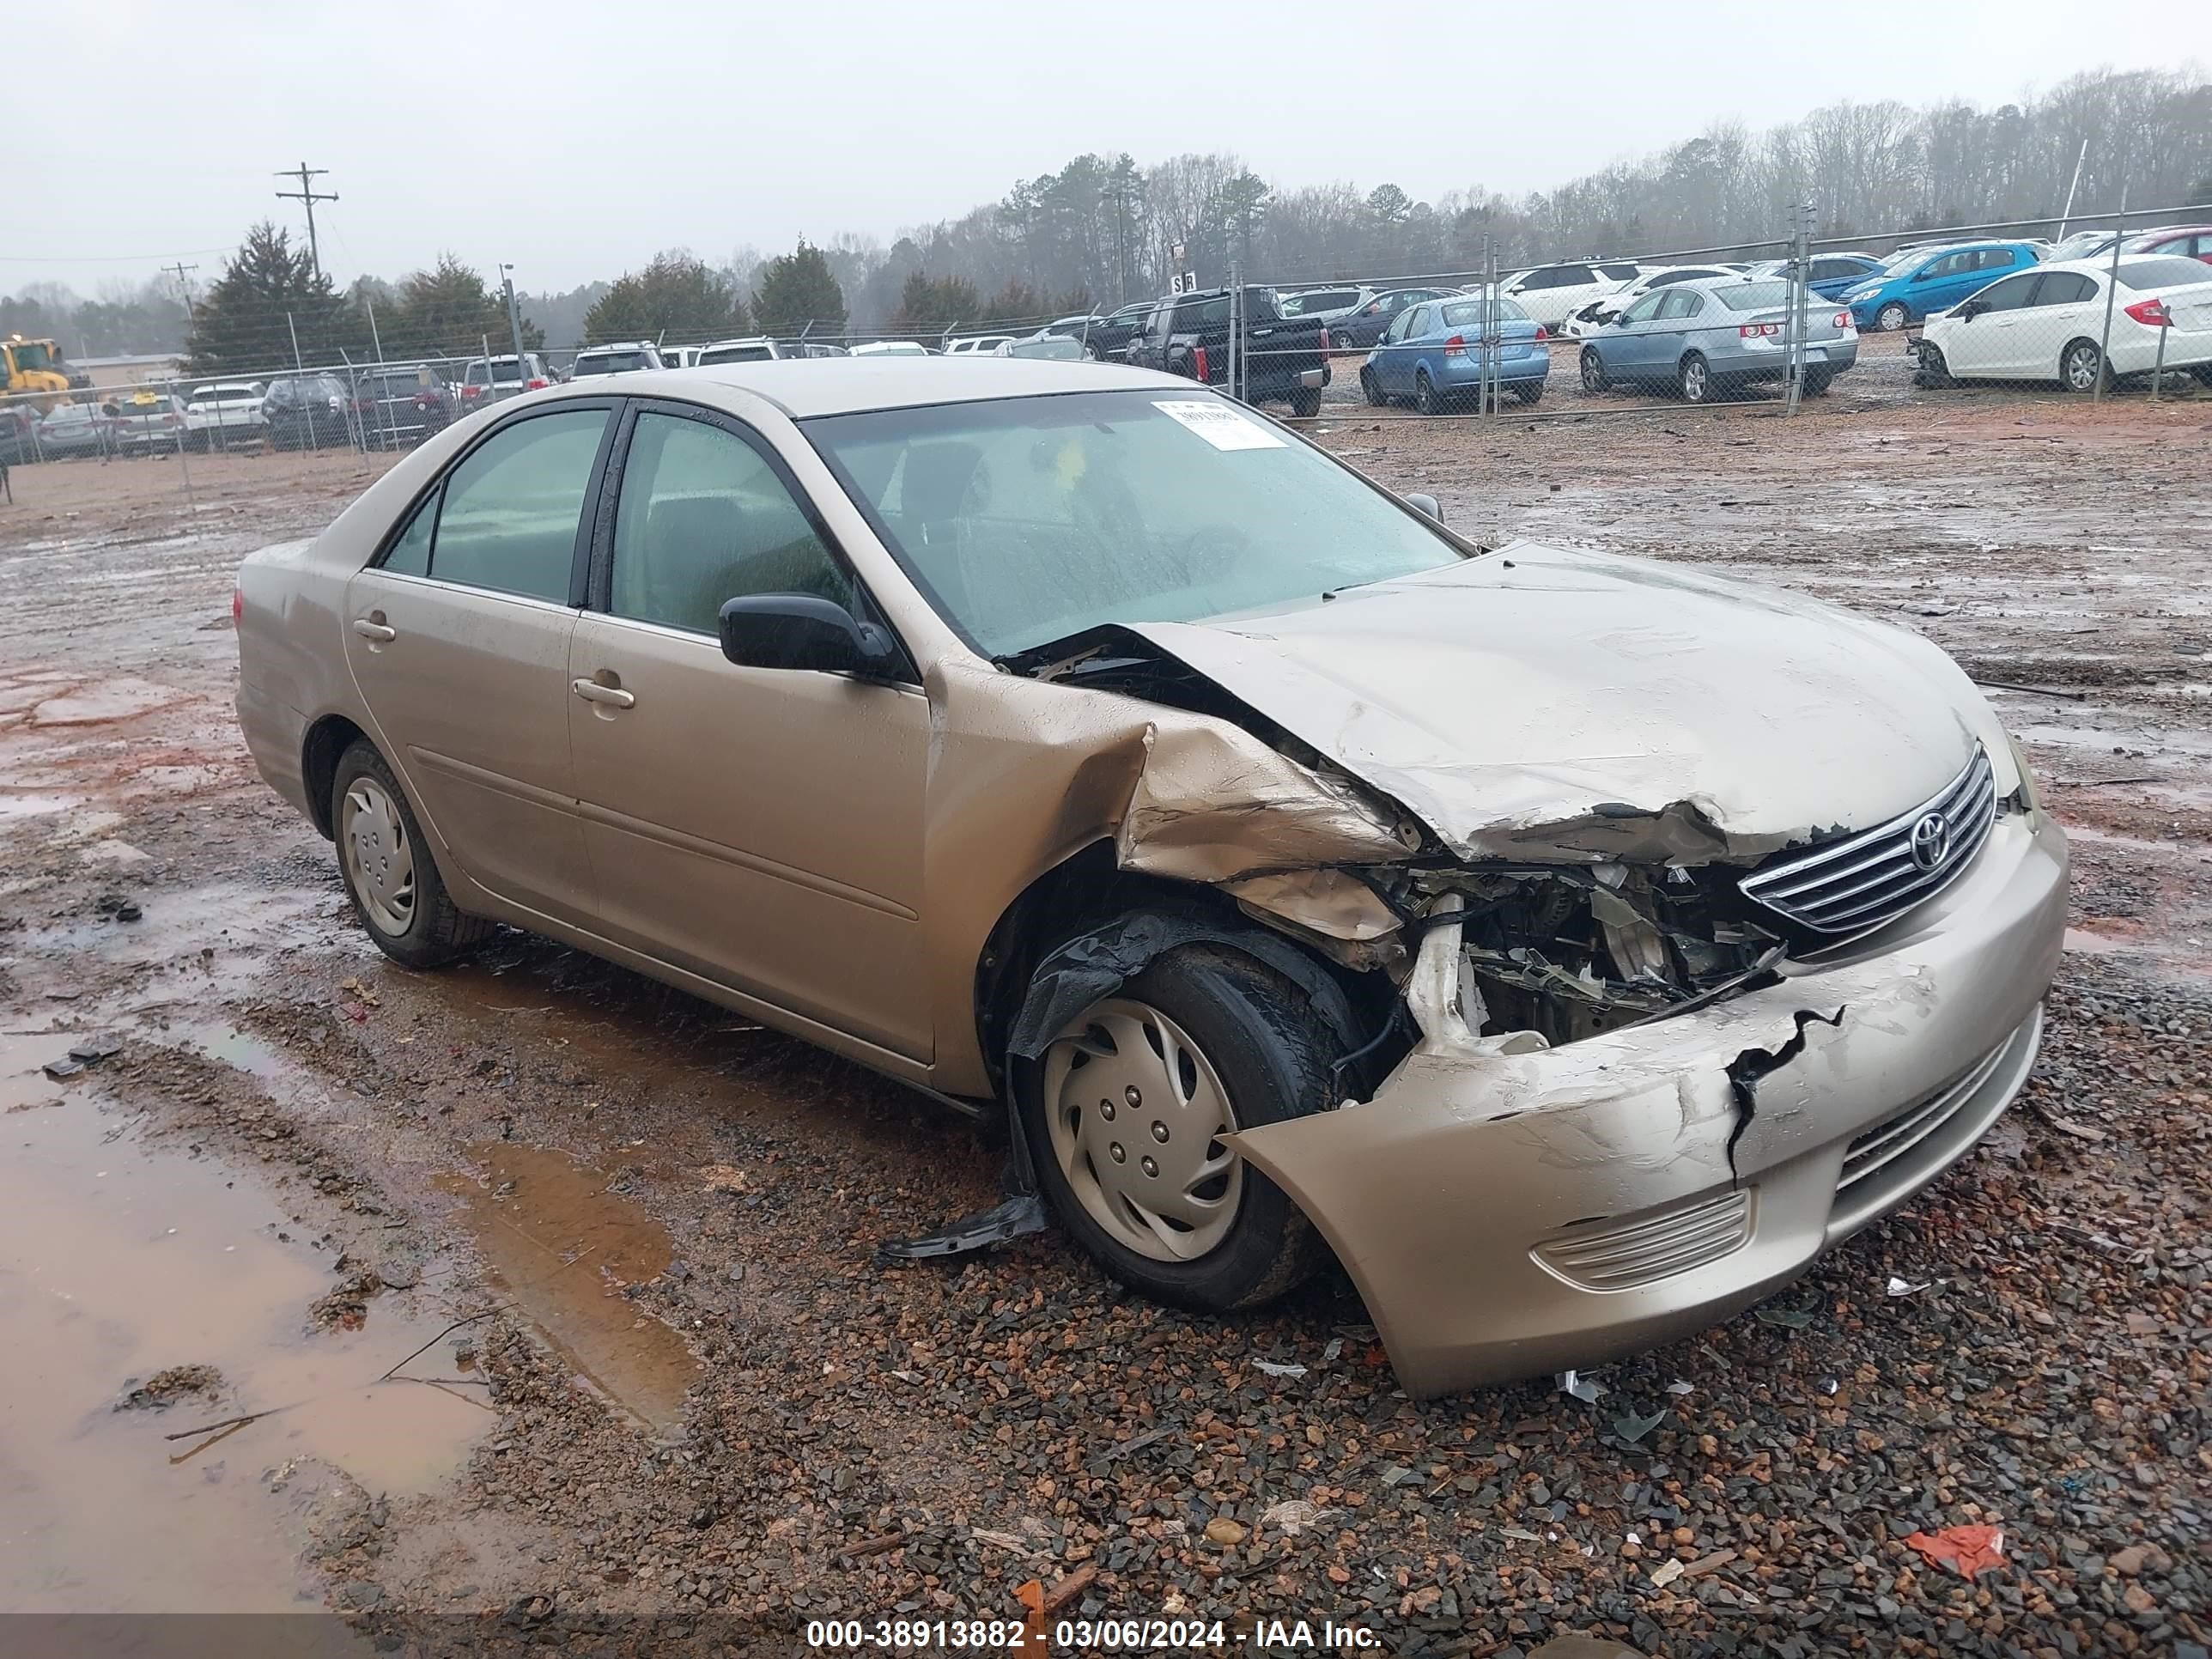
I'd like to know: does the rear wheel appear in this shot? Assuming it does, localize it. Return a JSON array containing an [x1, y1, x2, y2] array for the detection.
[[1413, 370, 1443, 416], [2060, 338, 2106, 394], [1802, 368, 1833, 396], [1678, 352, 1713, 404], [1875, 301, 1911, 332], [331, 742, 490, 969], [2192, 364, 2212, 387], [1359, 367, 1386, 407], [1289, 385, 1323, 419], [1022, 941, 1340, 1311], [1511, 379, 1543, 404], [1579, 348, 1609, 393]]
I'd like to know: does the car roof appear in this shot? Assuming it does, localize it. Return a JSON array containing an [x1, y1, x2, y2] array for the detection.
[[524, 358, 1186, 418]]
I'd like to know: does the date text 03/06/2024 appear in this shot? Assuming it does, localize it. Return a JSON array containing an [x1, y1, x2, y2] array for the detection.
[[803, 1616, 1382, 1650]]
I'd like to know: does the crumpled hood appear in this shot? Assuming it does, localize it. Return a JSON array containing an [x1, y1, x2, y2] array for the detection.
[[1127, 542, 2014, 865]]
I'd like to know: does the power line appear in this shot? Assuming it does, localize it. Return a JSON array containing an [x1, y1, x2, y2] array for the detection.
[[275, 162, 338, 282]]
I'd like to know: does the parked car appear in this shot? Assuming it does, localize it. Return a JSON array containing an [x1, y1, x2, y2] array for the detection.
[[1839, 241, 2042, 331], [459, 354, 553, 412], [661, 345, 702, 369], [1911, 255, 2212, 392], [569, 343, 665, 378], [36, 400, 122, 458], [234, 359, 2063, 1400], [1079, 301, 1158, 362], [1275, 286, 1371, 325], [1329, 287, 1466, 351], [110, 391, 189, 453], [1498, 262, 1642, 329], [1124, 286, 1332, 415], [0, 404, 38, 465], [263, 374, 354, 450], [1559, 266, 1743, 338], [185, 381, 268, 450], [1578, 275, 1859, 402], [1361, 295, 1549, 411], [997, 336, 1086, 360], [942, 334, 1019, 356], [849, 340, 932, 358], [1740, 252, 1885, 301], [351, 366, 456, 449], [2126, 225, 2212, 265], [698, 337, 799, 366], [1036, 314, 1108, 351]]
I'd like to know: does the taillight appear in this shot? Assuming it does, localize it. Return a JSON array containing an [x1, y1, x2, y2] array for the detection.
[[526, 378, 547, 390], [2124, 297, 2172, 327], [1739, 322, 1783, 338], [1833, 311, 1851, 329], [1318, 326, 1330, 353], [1534, 325, 1548, 342], [1193, 345, 1210, 381], [163, 414, 179, 425], [231, 586, 244, 623], [1443, 333, 1468, 357]]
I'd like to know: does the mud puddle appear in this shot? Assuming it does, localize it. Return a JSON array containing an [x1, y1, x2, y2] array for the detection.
[[439, 1143, 699, 1437], [0, 1032, 486, 1614]]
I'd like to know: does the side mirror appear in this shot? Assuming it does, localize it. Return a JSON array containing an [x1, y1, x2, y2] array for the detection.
[[719, 593, 898, 678], [1405, 492, 1443, 522]]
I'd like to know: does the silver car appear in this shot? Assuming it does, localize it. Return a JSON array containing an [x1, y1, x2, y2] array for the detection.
[[1580, 276, 1861, 401]]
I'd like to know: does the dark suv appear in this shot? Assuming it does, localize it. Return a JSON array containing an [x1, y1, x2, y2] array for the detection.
[[264, 375, 356, 450]]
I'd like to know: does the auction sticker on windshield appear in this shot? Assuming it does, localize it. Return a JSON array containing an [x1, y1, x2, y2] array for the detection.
[[1152, 399, 1286, 451]]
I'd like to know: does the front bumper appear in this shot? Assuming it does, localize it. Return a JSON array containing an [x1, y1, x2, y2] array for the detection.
[[1230, 805, 2066, 1398]]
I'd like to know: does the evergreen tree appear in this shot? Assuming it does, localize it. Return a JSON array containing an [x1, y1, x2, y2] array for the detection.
[[583, 252, 746, 345], [388, 255, 544, 359], [184, 222, 361, 374], [750, 240, 848, 337]]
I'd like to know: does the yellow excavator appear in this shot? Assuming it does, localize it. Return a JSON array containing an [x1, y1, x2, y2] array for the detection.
[[3, 335, 74, 411]]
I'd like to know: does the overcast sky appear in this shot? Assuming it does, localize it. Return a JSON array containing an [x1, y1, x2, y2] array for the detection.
[[15, 1, 2210, 299]]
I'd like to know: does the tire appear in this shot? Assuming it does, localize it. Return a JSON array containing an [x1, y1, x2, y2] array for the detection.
[[1678, 352, 1713, 404], [1802, 368, 1832, 396], [1579, 348, 1609, 393], [1413, 370, 1443, 416], [2192, 365, 2212, 387], [330, 741, 490, 969], [2060, 338, 2106, 394], [1289, 385, 1323, 419], [1359, 367, 1386, 408], [1511, 379, 1543, 405], [1914, 344, 1953, 389], [1020, 940, 1340, 1312], [1875, 301, 1911, 332]]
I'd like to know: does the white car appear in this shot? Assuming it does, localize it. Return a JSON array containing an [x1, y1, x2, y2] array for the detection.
[[1557, 265, 1740, 338], [184, 381, 267, 449], [850, 340, 931, 358], [568, 343, 665, 378], [1497, 261, 1644, 330], [1277, 287, 1372, 325], [942, 334, 1017, 356], [1913, 254, 2212, 392]]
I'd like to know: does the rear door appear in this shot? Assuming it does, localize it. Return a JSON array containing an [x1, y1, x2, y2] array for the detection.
[[566, 401, 931, 1058], [343, 403, 617, 924]]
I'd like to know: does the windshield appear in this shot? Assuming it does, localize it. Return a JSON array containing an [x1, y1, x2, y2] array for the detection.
[[362, 372, 426, 394], [1438, 298, 1530, 325], [699, 343, 775, 364], [1879, 247, 1936, 271], [803, 388, 1465, 658], [10, 342, 56, 372], [574, 350, 650, 375], [2118, 257, 2212, 290], [1713, 282, 1793, 311], [468, 359, 526, 383]]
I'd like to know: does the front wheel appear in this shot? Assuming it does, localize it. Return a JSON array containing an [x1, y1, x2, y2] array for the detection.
[[1288, 385, 1323, 419], [1022, 942, 1340, 1311], [1678, 352, 1713, 404], [2060, 338, 2106, 394], [331, 742, 490, 969], [1875, 301, 1911, 332], [1359, 367, 1386, 407], [1580, 348, 1609, 392], [1914, 344, 1953, 389]]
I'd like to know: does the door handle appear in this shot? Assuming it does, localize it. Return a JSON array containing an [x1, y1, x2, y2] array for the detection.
[[352, 618, 396, 642], [572, 678, 635, 709]]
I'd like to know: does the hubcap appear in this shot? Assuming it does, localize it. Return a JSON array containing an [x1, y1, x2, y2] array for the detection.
[[340, 777, 416, 936], [1042, 999, 1243, 1262], [1684, 362, 1706, 399], [2067, 349, 2097, 390]]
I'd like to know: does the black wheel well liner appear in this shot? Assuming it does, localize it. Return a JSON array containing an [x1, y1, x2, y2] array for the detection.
[[301, 714, 370, 838]]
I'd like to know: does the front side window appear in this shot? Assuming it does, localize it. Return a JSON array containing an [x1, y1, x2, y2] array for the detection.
[[422, 409, 609, 601], [1621, 293, 1667, 324], [608, 411, 853, 635], [805, 388, 1464, 659]]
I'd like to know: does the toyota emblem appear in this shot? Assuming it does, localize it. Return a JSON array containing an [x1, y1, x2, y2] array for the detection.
[[1908, 811, 1950, 873]]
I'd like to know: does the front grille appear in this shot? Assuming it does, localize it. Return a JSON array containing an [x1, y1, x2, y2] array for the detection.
[[1838, 1036, 2010, 1194], [1741, 745, 1996, 937], [1531, 1188, 1753, 1291]]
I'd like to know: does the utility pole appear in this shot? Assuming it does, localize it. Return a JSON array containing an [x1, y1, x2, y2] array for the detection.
[[166, 260, 198, 308], [275, 162, 338, 281], [499, 264, 528, 372]]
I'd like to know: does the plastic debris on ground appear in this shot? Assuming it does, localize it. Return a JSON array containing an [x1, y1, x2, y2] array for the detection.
[[1558, 1368, 1606, 1403], [1905, 1524, 2007, 1578]]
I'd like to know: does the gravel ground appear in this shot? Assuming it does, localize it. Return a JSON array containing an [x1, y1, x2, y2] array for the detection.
[[0, 398, 2206, 1658]]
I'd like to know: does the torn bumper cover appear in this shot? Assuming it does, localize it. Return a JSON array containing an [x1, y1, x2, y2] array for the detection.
[[1227, 807, 2067, 1399]]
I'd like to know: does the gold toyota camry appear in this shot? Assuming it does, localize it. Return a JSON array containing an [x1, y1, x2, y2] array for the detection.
[[235, 359, 2067, 1397]]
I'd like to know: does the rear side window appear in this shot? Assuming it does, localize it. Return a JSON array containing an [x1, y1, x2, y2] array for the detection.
[[609, 410, 852, 635], [382, 492, 436, 577], [2031, 271, 2096, 305], [420, 409, 609, 601]]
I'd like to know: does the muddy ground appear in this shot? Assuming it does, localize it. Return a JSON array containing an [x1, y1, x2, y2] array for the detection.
[[0, 389, 2207, 1659]]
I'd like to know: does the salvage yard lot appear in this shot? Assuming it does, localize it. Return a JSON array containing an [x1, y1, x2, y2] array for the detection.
[[0, 392, 2207, 1656]]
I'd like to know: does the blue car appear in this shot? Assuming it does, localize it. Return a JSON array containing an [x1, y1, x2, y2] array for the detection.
[[1360, 294, 1550, 412], [1840, 241, 2043, 331]]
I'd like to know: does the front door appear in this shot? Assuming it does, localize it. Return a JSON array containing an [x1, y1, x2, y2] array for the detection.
[[566, 403, 932, 1060], [343, 404, 614, 923]]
